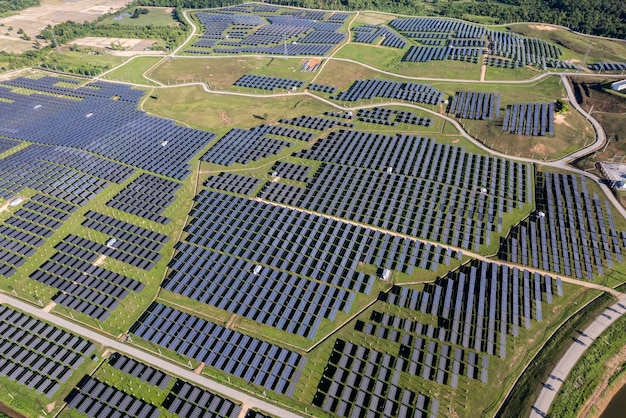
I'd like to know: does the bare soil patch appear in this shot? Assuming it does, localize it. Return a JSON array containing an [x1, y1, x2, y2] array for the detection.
[[67, 37, 159, 52], [529, 24, 559, 32], [0, 0, 130, 52], [93, 254, 106, 267], [219, 110, 232, 126], [0, 402, 27, 418], [554, 113, 573, 128]]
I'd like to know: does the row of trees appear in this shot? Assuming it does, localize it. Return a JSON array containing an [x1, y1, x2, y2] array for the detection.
[[38, 3, 188, 50], [0, 0, 39, 15], [136, 0, 624, 39]]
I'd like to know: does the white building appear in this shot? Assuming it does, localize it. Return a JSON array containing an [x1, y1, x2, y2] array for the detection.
[[611, 80, 626, 92]]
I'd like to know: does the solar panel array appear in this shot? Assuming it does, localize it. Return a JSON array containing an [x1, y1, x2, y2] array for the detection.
[[307, 83, 336, 94], [108, 353, 171, 390], [250, 123, 315, 142], [501, 172, 626, 281], [0, 144, 130, 204], [502, 102, 554, 136], [548, 60, 582, 70], [200, 128, 290, 166], [484, 56, 520, 69], [334, 79, 444, 105], [164, 243, 352, 340], [54, 233, 160, 271], [233, 74, 304, 91], [190, 190, 458, 287], [106, 174, 181, 225], [31, 250, 145, 321], [278, 115, 353, 130], [387, 17, 561, 68], [190, 9, 346, 56], [65, 376, 160, 418], [163, 379, 242, 418], [313, 339, 439, 418], [588, 62, 626, 71], [358, 311, 487, 386], [356, 107, 432, 127], [130, 302, 306, 396], [0, 138, 20, 154], [0, 194, 77, 277], [287, 130, 531, 251], [352, 25, 407, 48], [0, 305, 94, 398], [449, 92, 500, 120], [0, 78, 217, 180], [271, 161, 311, 182], [82, 210, 169, 250], [401, 45, 481, 63], [204, 172, 261, 195], [487, 31, 561, 67], [103, 352, 243, 418]]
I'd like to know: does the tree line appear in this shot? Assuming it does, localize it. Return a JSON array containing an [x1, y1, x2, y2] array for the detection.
[[0, 0, 39, 15], [137, 0, 625, 39]]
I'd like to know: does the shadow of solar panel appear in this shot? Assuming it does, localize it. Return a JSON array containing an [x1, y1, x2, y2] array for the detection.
[[312, 339, 437, 417]]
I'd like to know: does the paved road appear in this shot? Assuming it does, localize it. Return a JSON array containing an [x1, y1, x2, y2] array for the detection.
[[530, 297, 626, 417], [0, 293, 304, 418]]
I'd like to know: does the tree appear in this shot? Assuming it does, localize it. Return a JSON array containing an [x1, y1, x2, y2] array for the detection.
[[131, 8, 141, 18]]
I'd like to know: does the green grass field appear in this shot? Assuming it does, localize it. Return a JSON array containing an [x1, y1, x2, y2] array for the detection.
[[103, 56, 163, 85], [101, 8, 178, 27]]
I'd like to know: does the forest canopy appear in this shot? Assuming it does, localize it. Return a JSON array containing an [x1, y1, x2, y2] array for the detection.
[[138, 0, 626, 39]]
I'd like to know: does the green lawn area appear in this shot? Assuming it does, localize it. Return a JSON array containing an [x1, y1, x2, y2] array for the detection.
[[101, 7, 178, 27], [40, 51, 127, 76], [334, 43, 404, 71], [103, 56, 163, 85], [142, 84, 335, 135], [148, 56, 275, 89]]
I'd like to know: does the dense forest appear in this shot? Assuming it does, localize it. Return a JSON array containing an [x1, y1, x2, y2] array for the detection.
[[0, 0, 39, 15], [139, 0, 626, 39]]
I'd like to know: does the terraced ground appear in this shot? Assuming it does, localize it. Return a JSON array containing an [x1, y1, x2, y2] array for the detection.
[[0, 3, 625, 418]]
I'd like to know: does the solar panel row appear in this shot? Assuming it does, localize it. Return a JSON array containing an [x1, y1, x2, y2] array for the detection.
[[204, 172, 261, 195], [334, 79, 443, 105], [0, 305, 94, 398], [65, 376, 160, 418], [313, 339, 439, 418], [383, 260, 562, 357], [0, 78, 217, 180], [130, 302, 306, 396], [0, 194, 78, 277], [504, 172, 625, 280]]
